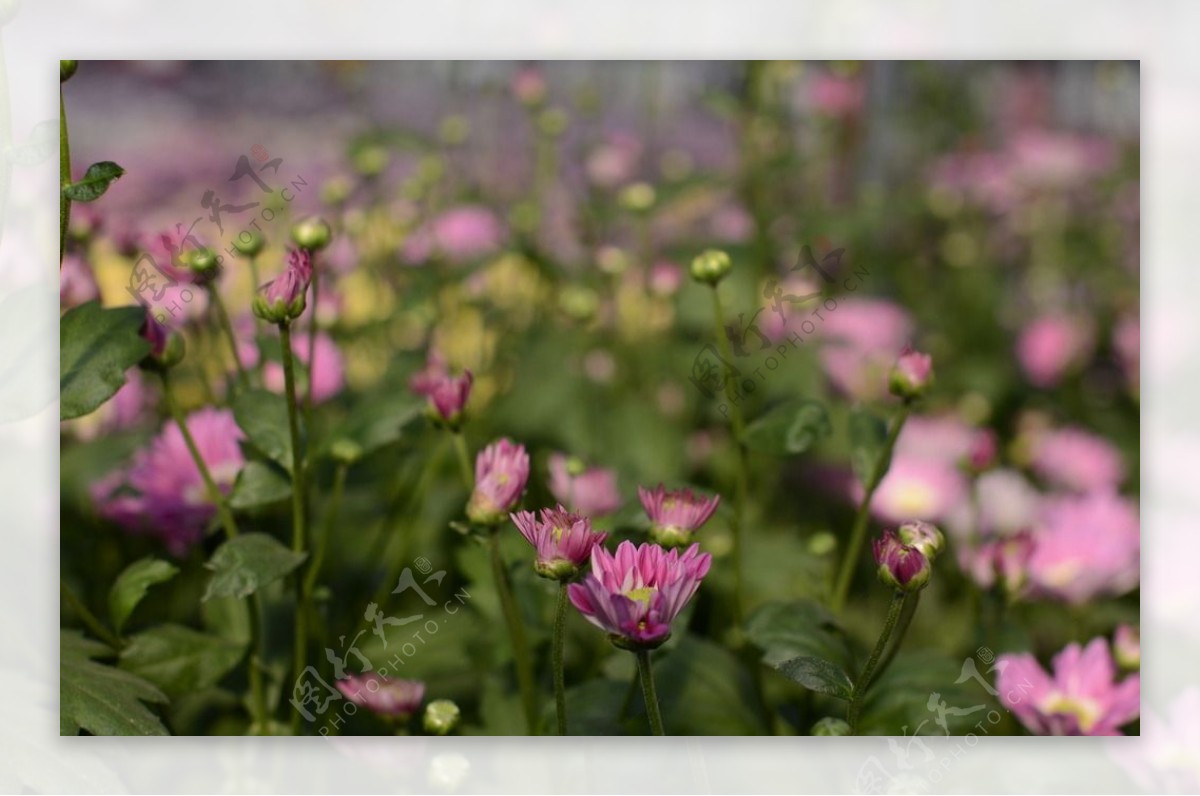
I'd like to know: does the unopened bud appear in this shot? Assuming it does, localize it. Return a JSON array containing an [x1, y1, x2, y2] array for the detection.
[[811, 717, 851, 736], [61, 60, 78, 83], [889, 347, 933, 401], [233, 229, 265, 258], [873, 529, 932, 592], [895, 520, 944, 562], [290, 217, 332, 252], [422, 699, 461, 735], [690, 249, 733, 286]]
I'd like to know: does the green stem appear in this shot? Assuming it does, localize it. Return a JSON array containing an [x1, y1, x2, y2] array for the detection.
[[452, 430, 474, 490], [303, 461, 347, 599], [847, 590, 906, 733], [278, 322, 310, 735], [709, 285, 749, 627], [209, 287, 248, 391], [161, 371, 269, 733], [874, 591, 920, 683], [59, 89, 71, 263], [304, 266, 319, 419], [60, 581, 122, 649], [635, 649, 665, 736], [161, 371, 238, 541], [831, 404, 912, 614], [553, 581, 569, 735], [489, 528, 538, 734]]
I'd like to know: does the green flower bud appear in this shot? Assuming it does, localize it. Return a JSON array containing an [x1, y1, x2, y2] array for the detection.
[[321, 176, 352, 207], [182, 247, 220, 282], [811, 717, 851, 736], [533, 558, 580, 581], [896, 520, 944, 562], [618, 182, 656, 214], [233, 229, 265, 258], [690, 249, 733, 286], [352, 144, 390, 179], [291, 217, 332, 252], [329, 438, 363, 466], [423, 699, 461, 736], [61, 60, 78, 83]]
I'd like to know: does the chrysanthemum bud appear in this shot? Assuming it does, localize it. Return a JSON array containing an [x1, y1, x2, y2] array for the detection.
[[873, 529, 932, 592], [61, 60, 78, 83], [329, 438, 363, 466], [889, 346, 934, 401], [320, 176, 352, 207], [618, 182, 656, 214], [290, 217, 332, 253], [352, 144, 389, 179], [895, 520, 944, 561], [252, 248, 311, 324], [811, 717, 851, 736], [1114, 625, 1139, 670], [139, 317, 185, 371], [233, 229, 265, 258], [690, 249, 733, 286], [182, 247, 220, 283], [423, 699, 461, 735]]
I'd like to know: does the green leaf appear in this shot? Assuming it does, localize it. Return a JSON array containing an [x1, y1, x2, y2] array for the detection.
[[745, 599, 852, 668], [856, 651, 997, 735], [232, 389, 299, 472], [62, 160, 125, 201], [119, 624, 246, 699], [201, 595, 251, 646], [108, 558, 179, 634], [849, 407, 889, 487], [59, 302, 152, 420], [229, 461, 291, 510], [653, 635, 769, 734], [202, 533, 307, 602], [775, 655, 854, 700], [60, 630, 168, 736], [741, 398, 831, 455]]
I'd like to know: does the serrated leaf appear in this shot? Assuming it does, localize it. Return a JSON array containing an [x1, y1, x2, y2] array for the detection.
[[232, 389, 299, 473], [849, 407, 890, 487], [229, 460, 291, 510], [59, 302, 152, 420], [745, 599, 852, 668], [741, 398, 831, 455], [202, 533, 306, 602], [60, 630, 168, 736], [108, 558, 179, 634], [775, 655, 854, 700], [62, 160, 125, 201], [119, 624, 246, 698]]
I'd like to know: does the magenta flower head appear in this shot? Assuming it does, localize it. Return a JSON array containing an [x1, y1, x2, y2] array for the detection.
[[409, 352, 473, 429], [91, 408, 245, 556], [253, 248, 311, 324], [548, 453, 622, 517], [568, 540, 712, 650], [511, 505, 608, 581], [895, 520, 945, 562], [467, 438, 530, 525], [637, 484, 721, 547], [996, 637, 1139, 735], [873, 529, 932, 592], [335, 673, 425, 720], [888, 346, 934, 400]]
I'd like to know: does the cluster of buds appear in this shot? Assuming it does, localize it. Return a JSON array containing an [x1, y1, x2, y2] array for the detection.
[[252, 248, 312, 324], [873, 520, 944, 592], [888, 346, 934, 401]]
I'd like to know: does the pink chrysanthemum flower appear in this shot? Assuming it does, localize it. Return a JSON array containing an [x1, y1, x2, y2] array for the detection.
[[510, 505, 608, 580], [1025, 491, 1140, 604], [568, 540, 711, 650], [253, 248, 312, 323], [997, 637, 1139, 736], [862, 456, 968, 525], [91, 408, 245, 556], [401, 205, 506, 265], [637, 484, 721, 547], [547, 453, 622, 518], [409, 352, 472, 426], [1016, 315, 1094, 388], [467, 438, 530, 525], [1030, 426, 1125, 493], [335, 673, 425, 719]]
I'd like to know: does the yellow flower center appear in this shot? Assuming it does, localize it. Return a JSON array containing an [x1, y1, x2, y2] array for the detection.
[[1039, 692, 1102, 733], [626, 586, 657, 605]]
